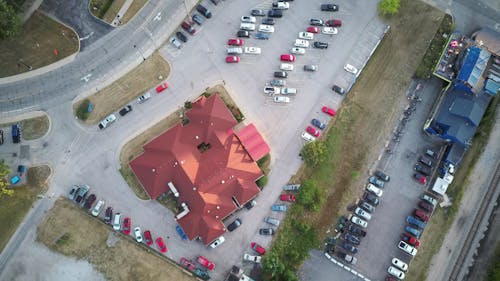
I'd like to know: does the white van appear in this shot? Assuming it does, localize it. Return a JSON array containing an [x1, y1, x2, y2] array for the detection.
[[240, 23, 256, 31], [280, 63, 294, 71], [282, 88, 297, 95], [226, 47, 243, 54], [113, 213, 122, 231], [301, 132, 316, 142], [294, 39, 309, 48], [91, 200, 105, 217]]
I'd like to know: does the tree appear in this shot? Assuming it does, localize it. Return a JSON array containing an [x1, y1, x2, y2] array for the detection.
[[296, 179, 324, 211], [0, 0, 21, 39], [301, 141, 327, 167], [0, 159, 14, 197], [378, 0, 401, 15]]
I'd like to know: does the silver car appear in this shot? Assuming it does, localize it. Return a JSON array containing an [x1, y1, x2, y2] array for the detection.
[[264, 216, 280, 226]]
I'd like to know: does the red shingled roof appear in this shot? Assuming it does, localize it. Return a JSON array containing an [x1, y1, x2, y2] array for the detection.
[[235, 123, 270, 161], [129, 94, 265, 245]]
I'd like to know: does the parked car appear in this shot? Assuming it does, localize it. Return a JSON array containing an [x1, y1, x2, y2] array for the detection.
[[274, 96, 290, 103], [398, 241, 417, 256], [326, 19, 342, 27], [414, 163, 431, 176], [321, 4, 339, 11], [68, 185, 78, 200], [313, 41, 328, 49], [122, 217, 131, 235], [226, 56, 240, 63], [104, 206, 113, 224], [364, 192, 380, 206], [98, 114, 116, 129], [264, 86, 280, 95], [375, 170, 391, 181], [83, 194, 96, 209], [425, 148, 437, 159], [368, 176, 385, 188], [244, 200, 256, 210], [245, 46, 261, 54], [421, 194, 438, 206], [280, 54, 296, 62], [291, 47, 306, 55], [301, 132, 316, 142], [227, 218, 242, 232], [271, 204, 287, 212], [240, 22, 256, 31], [197, 256, 215, 270], [366, 183, 383, 197], [241, 16, 256, 23], [259, 228, 275, 235], [274, 71, 288, 78], [143, 230, 153, 246], [405, 225, 422, 238], [192, 14, 204, 25], [180, 258, 196, 271], [295, 39, 310, 48], [402, 232, 421, 248], [259, 24, 274, 33], [181, 21, 196, 35], [307, 26, 320, 33], [196, 4, 212, 18], [344, 64, 358, 74], [243, 253, 262, 263], [414, 173, 427, 184], [282, 87, 297, 95], [344, 233, 361, 245], [311, 119, 326, 130], [176, 31, 188, 42], [354, 207, 372, 221], [322, 27, 338, 35], [11, 124, 21, 143], [228, 38, 244, 46], [392, 257, 409, 271], [310, 18, 324, 26], [91, 200, 104, 216], [237, 30, 250, 38], [298, 32, 314, 40], [267, 9, 283, 18], [280, 194, 296, 202], [262, 18, 275, 25], [337, 251, 357, 264], [209, 236, 225, 248], [351, 215, 368, 228], [170, 37, 182, 48], [119, 105, 132, 116], [134, 227, 143, 242], [348, 223, 367, 237], [0, 129, 3, 145], [341, 241, 358, 254], [251, 242, 266, 255], [283, 184, 300, 191], [255, 32, 270, 39], [332, 84, 345, 94], [272, 1, 289, 9], [419, 156, 433, 167], [74, 185, 89, 204], [306, 126, 320, 137], [304, 64, 318, 71], [113, 213, 122, 231], [251, 9, 265, 16], [388, 266, 406, 279], [360, 201, 375, 213], [156, 237, 167, 253], [418, 200, 434, 212], [137, 92, 151, 103], [322, 106, 336, 116], [264, 216, 280, 226], [407, 216, 427, 230], [155, 82, 168, 93]]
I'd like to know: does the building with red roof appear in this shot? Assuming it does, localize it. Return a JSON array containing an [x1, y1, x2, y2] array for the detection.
[[130, 94, 269, 245]]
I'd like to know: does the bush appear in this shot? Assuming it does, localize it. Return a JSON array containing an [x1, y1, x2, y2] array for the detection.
[[256, 175, 268, 188], [56, 233, 71, 246], [296, 179, 324, 211], [301, 141, 327, 167], [184, 101, 192, 109], [378, 0, 400, 15], [76, 99, 91, 120]]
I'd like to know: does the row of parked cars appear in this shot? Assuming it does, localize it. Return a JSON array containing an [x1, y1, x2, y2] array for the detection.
[[412, 148, 437, 185], [171, 4, 214, 48], [0, 124, 21, 145]]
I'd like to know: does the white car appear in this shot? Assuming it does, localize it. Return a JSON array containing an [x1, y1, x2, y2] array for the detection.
[[298, 32, 314, 40], [366, 183, 383, 197], [272, 1, 289, 9], [398, 241, 417, 256], [350, 215, 368, 228], [281, 88, 297, 95], [98, 114, 117, 130], [137, 92, 151, 103], [113, 213, 122, 231], [209, 236, 226, 248], [291, 47, 306, 55], [240, 22, 256, 31], [243, 253, 262, 263], [344, 64, 358, 74], [264, 86, 280, 95], [227, 47, 243, 54], [392, 258, 409, 271], [169, 37, 181, 49], [294, 39, 310, 48], [280, 63, 294, 71], [322, 27, 338, 35], [134, 227, 143, 243], [258, 24, 274, 33], [91, 200, 105, 217], [244, 47, 262, 54], [301, 132, 316, 142], [388, 266, 406, 280], [241, 16, 256, 23], [273, 96, 290, 103], [354, 207, 372, 221]]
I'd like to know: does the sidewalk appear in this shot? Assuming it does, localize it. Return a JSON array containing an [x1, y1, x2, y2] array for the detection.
[[111, 0, 134, 27]]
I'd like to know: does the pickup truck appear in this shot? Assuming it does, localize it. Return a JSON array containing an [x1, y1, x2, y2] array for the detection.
[[407, 216, 427, 230], [337, 251, 357, 264], [98, 114, 117, 129]]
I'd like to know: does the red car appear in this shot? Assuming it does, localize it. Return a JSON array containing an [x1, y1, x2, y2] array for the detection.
[[251, 242, 266, 255], [414, 209, 429, 222], [226, 56, 240, 63], [307, 26, 320, 33], [322, 106, 336, 116], [122, 217, 131, 235], [306, 126, 320, 137], [280, 193, 296, 202], [156, 82, 168, 93], [143, 230, 153, 246], [413, 173, 427, 185], [280, 54, 296, 62], [326, 19, 342, 27], [156, 237, 167, 253], [401, 233, 421, 248], [180, 258, 196, 271], [197, 255, 215, 270], [228, 38, 244, 46]]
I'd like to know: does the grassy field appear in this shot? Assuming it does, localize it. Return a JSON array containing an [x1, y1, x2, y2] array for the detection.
[[263, 0, 445, 279], [0, 11, 79, 78], [0, 114, 50, 140], [73, 52, 170, 124], [121, 0, 148, 23], [405, 95, 499, 281], [0, 165, 51, 253], [37, 198, 196, 281], [89, 0, 147, 24]]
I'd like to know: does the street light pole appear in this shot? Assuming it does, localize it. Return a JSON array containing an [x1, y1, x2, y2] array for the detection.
[[19, 59, 32, 70]]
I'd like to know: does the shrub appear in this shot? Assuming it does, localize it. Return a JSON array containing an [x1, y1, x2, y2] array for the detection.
[[76, 99, 91, 120], [184, 101, 192, 109], [257, 175, 268, 188], [301, 141, 327, 167], [378, 0, 400, 15], [296, 179, 324, 211]]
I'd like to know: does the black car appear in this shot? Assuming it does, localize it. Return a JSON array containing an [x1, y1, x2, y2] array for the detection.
[[310, 18, 324, 26], [347, 224, 367, 237], [321, 4, 339, 11], [227, 218, 242, 231], [105, 207, 113, 224], [311, 119, 326, 130], [332, 84, 345, 95], [244, 200, 256, 210], [251, 9, 266, 16], [192, 14, 204, 25], [268, 10, 283, 18], [237, 30, 250, 38], [210, 0, 219, 5], [360, 201, 375, 213], [313, 41, 328, 49], [414, 163, 431, 176], [119, 105, 132, 116], [196, 4, 212, 18], [344, 233, 360, 245], [176, 31, 188, 42], [274, 71, 287, 78], [418, 200, 434, 213], [0, 129, 3, 145], [341, 241, 358, 254], [363, 192, 380, 206], [419, 156, 433, 167], [262, 18, 275, 25], [259, 228, 275, 235], [374, 170, 390, 182], [83, 194, 96, 209]]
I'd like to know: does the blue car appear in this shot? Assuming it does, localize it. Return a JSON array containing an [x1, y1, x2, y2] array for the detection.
[[368, 176, 385, 188], [406, 216, 427, 230], [255, 32, 269, 40], [405, 225, 422, 238], [311, 119, 326, 130], [271, 204, 287, 212], [176, 225, 187, 240]]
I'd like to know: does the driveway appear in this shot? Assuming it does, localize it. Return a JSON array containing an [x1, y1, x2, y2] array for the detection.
[[40, 0, 113, 49]]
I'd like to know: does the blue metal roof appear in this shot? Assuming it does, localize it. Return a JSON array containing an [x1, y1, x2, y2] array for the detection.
[[485, 79, 500, 95], [457, 46, 480, 82]]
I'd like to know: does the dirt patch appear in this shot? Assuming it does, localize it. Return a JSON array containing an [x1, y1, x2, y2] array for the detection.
[[0, 11, 79, 78], [0, 165, 51, 252], [0, 114, 50, 141], [37, 198, 196, 281], [73, 51, 170, 125], [121, 0, 148, 23]]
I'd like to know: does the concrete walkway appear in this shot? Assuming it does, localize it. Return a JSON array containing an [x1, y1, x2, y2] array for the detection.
[[111, 0, 135, 27]]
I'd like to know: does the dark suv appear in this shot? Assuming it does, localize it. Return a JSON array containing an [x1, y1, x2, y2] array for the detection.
[[237, 30, 250, 38], [363, 192, 380, 206], [176, 31, 188, 42], [332, 84, 345, 95], [196, 4, 212, 19], [11, 124, 21, 143], [313, 41, 328, 49], [119, 105, 132, 116], [227, 218, 242, 232], [348, 224, 367, 237], [414, 163, 431, 176], [274, 71, 288, 78], [105, 207, 113, 224], [321, 4, 339, 11], [268, 10, 283, 18]]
